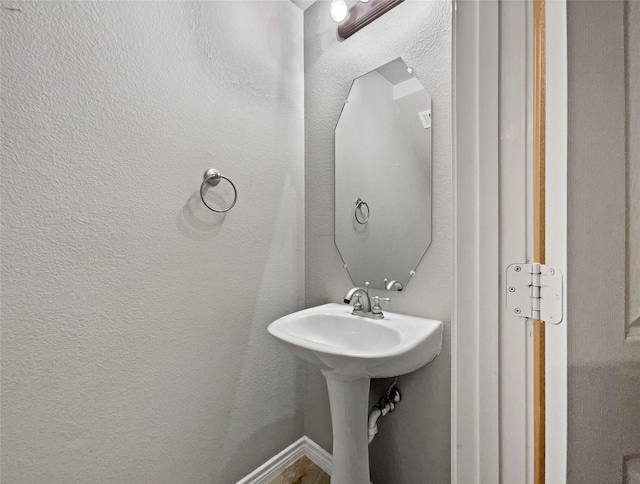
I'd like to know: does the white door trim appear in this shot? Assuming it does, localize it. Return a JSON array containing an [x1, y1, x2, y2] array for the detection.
[[453, 2, 569, 483], [498, 2, 534, 482], [544, 1, 568, 482], [451, 1, 500, 482]]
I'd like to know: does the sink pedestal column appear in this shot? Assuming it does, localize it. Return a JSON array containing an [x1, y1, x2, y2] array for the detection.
[[322, 372, 371, 484]]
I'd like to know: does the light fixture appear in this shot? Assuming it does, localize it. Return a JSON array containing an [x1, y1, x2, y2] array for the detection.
[[337, 0, 405, 40], [330, 0, 348, 23]]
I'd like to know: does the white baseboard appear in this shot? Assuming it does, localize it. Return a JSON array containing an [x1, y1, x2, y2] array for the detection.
[[236, 436, 373, 484], [235, 437, 308, 484], [301, 437, 332, 476]]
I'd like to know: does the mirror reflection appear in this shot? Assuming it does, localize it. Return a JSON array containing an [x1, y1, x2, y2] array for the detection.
[[335, 57, 432, 290]]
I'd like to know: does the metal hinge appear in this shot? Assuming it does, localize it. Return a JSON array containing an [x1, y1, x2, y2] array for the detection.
[[506, 263, 563, 324]]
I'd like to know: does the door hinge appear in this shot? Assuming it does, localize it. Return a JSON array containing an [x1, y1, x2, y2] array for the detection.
[[506, 263, 563, 324]]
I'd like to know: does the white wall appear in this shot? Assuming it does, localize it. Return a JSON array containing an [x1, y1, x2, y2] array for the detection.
[[0, 2, 304, 482], [304, 1, 452, 482]]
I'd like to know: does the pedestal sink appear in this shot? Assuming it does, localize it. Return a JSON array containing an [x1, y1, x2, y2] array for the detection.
[[268, 303, 443, 484]]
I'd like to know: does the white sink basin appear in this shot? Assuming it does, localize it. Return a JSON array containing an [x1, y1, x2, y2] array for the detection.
[[268, 303, 443, 380], [268, 302, 443, 483]]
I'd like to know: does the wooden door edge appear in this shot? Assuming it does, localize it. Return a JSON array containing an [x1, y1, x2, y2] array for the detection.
[[533, 0, 546, 483]]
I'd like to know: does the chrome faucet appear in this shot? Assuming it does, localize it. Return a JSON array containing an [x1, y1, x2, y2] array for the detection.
[[384, 279, 403, 291], [344, 285, 390, 319], [344, 286, 372, 313]]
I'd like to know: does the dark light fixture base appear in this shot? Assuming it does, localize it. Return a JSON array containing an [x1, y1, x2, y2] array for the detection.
[[337, 0, 405, 40]]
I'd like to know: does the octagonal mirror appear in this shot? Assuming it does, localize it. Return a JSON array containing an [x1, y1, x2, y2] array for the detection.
[[335, 57, 432, 290]]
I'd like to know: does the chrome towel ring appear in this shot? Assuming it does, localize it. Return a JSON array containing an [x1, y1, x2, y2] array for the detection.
[[200, 168, 238, 213], [355, 197, 370, 224]]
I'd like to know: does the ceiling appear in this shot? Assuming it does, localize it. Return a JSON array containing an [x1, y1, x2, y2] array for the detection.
[[289, 0, 317, 11], [376, 58, 414, 85]]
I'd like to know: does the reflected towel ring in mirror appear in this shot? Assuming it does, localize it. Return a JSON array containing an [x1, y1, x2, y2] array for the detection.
[[199, 168, 238, 213], [335, 57, 432, 290], [354, 198, 370, 224]]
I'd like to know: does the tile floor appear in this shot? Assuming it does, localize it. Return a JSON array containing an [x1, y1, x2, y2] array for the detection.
[[267, 456, 331, 484]]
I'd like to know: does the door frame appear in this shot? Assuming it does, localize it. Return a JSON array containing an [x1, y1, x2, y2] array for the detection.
[[451, 1, 500, 482], [451, 1, 568, 482], [543, 1, 568, 481]]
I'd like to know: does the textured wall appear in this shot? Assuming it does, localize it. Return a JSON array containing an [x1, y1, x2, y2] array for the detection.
[[303, 1, 452, 482], [566, 1, 640, 482], [0, 2, 304, 482]]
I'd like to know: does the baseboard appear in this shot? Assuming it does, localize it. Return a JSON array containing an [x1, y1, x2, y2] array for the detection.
[[235, 437, 309, 484], [237, 436, 371, 484], [299, 437, 332, 476]]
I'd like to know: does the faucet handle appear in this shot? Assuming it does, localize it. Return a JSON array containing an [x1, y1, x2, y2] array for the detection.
[[371, 296, 390, 318], [353, 294, 363, 312], [372, 296, 391, 305]]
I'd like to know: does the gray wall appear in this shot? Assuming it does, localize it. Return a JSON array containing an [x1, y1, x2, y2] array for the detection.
[[303, 1, 452, 483], [566, 1, 640, 482], [0, 2, 304, 482]]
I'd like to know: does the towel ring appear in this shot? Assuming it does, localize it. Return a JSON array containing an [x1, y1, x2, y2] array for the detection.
[[354, 198, 369, 224], [200, 168, 238, 213]]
